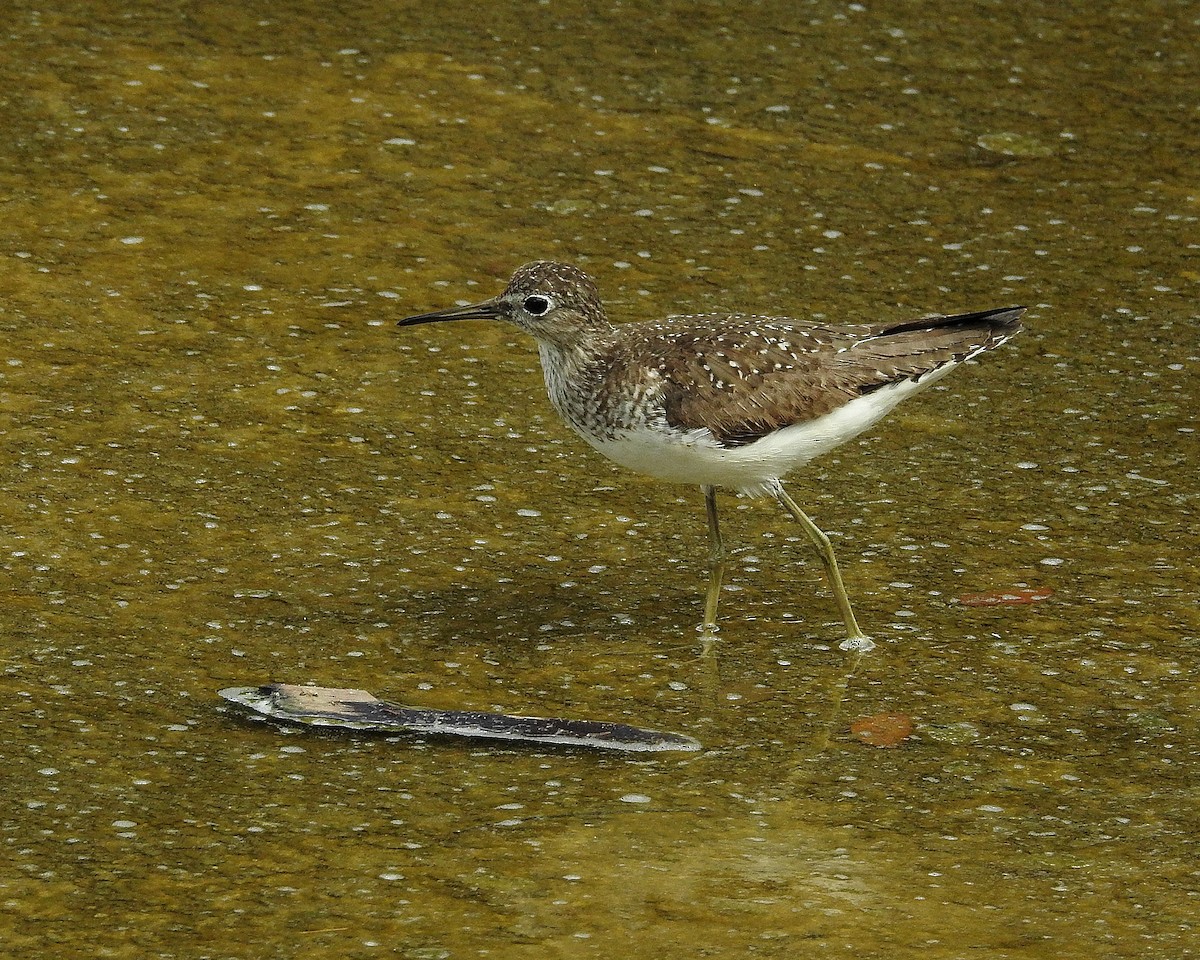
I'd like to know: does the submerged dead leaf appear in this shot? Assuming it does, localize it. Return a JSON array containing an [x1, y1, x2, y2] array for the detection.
[[850, 713, 914, 748], [959, 587, 1054, 607], [976, 131, 1056, 157]]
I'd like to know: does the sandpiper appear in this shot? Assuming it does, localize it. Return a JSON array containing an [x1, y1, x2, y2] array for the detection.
[[399, 261, 1024, 644]]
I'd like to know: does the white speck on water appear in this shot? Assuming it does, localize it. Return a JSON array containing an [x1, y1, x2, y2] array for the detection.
[[1016, 461, 1039, 469], [1126, 471, 1168, 485], [1010, 702, 1038, 712], [619, 794, 651, 804], [120, 236, 144, 245], [1040, 557, 1064, 566]]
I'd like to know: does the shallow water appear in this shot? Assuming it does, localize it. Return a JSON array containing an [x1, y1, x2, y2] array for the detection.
[[2, 1, 1197, 957]]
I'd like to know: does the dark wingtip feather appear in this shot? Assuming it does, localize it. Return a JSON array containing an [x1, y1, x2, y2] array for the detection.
[[881, 305, 1027, 340]]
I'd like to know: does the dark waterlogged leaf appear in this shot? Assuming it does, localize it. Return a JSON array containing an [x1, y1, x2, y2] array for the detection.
[[219, 683, 702, 753]]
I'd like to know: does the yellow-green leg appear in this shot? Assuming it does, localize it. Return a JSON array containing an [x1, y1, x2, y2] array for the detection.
[[700, 484, 724, 643], [769, 480, 869, 643]]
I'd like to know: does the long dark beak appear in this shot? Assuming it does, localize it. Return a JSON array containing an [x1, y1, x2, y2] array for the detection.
[[397, 297, 508, 327]]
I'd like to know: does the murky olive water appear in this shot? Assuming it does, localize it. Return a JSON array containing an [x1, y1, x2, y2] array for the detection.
[[2, 1, 1197, 957]]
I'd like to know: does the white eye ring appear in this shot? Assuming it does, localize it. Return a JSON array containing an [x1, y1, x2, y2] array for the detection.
[[523, 295, 552, 316]]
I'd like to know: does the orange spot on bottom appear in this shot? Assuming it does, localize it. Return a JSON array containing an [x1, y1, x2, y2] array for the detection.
[[850, 712, 914, 748]]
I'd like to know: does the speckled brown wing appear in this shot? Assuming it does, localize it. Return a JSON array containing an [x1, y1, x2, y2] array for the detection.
[[622, 308, 1024, 448]]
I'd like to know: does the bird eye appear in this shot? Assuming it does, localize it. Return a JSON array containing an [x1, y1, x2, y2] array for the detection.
[[523, 295, 551, 316]]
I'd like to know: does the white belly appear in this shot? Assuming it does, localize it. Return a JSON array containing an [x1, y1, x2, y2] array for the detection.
[[575, 369, 954, 497]]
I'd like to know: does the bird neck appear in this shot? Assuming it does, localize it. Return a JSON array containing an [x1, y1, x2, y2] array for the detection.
[[536, 334, 623, 439]]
